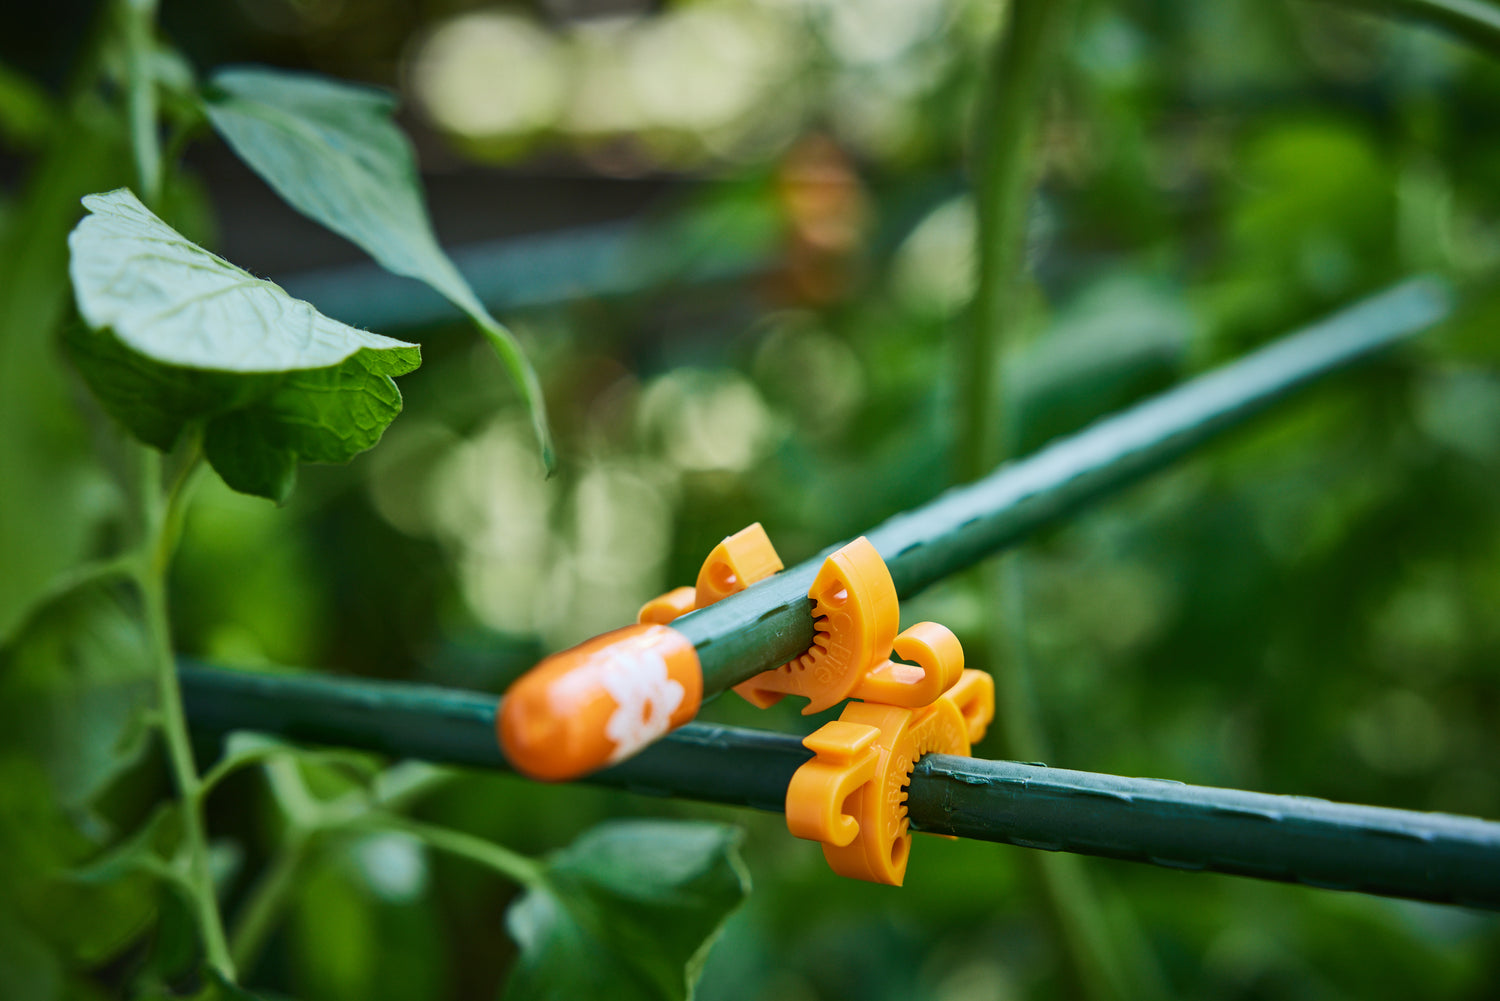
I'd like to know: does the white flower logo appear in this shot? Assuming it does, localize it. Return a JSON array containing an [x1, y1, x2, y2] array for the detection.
[[601, 647, 685, 763]]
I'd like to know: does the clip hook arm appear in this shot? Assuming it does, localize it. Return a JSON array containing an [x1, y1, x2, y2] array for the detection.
[[785, 721, 880, 846]]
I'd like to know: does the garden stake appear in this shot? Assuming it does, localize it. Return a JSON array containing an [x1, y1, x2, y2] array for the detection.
[[179, 663, 1500, 910]]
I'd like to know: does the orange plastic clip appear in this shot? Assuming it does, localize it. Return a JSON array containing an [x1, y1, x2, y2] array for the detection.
[[648, 528, 962, 716], [638, 523, 784, 625], [786, 669, 995, 885], [733, 537, 897, 713], [735, 537, 962, 714]]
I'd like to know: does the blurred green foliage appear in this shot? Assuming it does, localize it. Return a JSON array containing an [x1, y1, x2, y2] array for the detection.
[[2, 0, 1500, 999]]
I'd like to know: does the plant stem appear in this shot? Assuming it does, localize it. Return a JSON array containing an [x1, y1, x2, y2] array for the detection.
[[154, 433, 207, 577], [119, 0, 162, 207], [473, 312, 555, 475], [136, 440, 233, 980], [223, 757, 459, 975], [366, 814, 546, 889], [1316, 0, 1500, 57], [230, 832, 310, 976], [958, 4, 1139, 1000], [119, 0, 214, 960], [228, 803, 544, 977], [959, 0, 1074, 482], [991, 554, 1048, 762]]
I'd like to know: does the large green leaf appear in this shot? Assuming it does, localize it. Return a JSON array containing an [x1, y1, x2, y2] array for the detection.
[[66, 189, 420, 501], [0, 104, 127, 642], [504, 821, 749, 1001], [0, 62, 52, 151], [201, 65, 554, 472], [0, 910, 60, 1001], [0, 582, 162, 986], [0, 580, 154, 812], [1008, 274, 1190, 454]]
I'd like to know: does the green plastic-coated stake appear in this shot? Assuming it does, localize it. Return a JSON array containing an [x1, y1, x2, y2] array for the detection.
[[278, 218, 771, 333], [675, 278, 1451, 696], [178, 664, 1500, 909]]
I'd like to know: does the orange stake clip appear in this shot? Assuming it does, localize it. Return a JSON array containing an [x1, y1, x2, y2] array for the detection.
[[646, 527, 969, 716], [732, 537, 900, 714], [734, 537, 964, 715], [786, 669, 995, 885]]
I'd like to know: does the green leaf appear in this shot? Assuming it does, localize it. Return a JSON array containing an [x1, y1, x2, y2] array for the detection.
[[66, 188, 420, 501], [199, 731, 379, 800], [0, 584, 163, 976], [0, 62, 53, 150], [136, 967, 270, 1001], [504, 821, 750, 1001], [0, 580, 154, 812], [201, 65, 554, 472], [0, 102, 128, 643], [0, 910, 61, 1001]]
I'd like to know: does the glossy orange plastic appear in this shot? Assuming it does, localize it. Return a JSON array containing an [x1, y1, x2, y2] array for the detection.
[[637, 586, 696, 626], [694, 522, 784, 606], [786, 669, 995, 885], [732, 536, 901, 714], [651, 528, 957, 717], [849, 620, 966, 708], [637, 523, 783, 625], [498, 624, 701, 781]]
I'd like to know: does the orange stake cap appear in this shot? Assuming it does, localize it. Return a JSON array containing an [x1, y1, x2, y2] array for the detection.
[[498, 624, 702, 782], [786, 668, 995, 885]]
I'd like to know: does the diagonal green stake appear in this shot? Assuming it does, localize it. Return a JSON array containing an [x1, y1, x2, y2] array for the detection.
[[180, 277, 1453, 712], [203, 65, 554, 472], [673, 277, 1452, 695]]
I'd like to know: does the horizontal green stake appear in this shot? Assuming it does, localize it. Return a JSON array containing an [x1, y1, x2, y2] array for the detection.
[[179, 664, 1500, 909], [676, 277, 1453, 696], [279, 217, 772, 333]]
